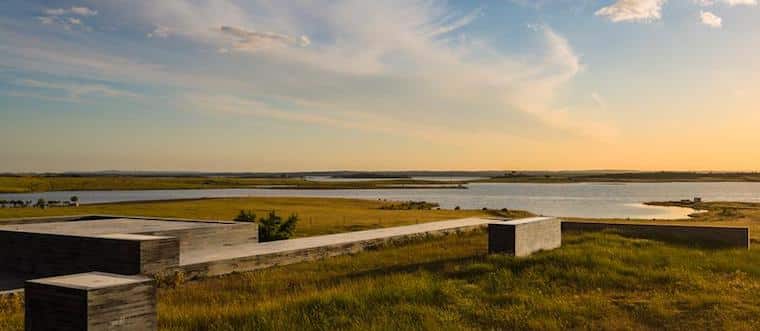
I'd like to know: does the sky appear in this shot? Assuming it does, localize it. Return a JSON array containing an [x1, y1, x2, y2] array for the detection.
[[1, 0, 759, 172]]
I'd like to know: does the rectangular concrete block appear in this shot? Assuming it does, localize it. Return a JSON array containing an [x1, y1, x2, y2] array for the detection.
[[489, 217, 562, 256], [561, 222, 750, 249], [25, 272, 156, 331], [0, 231, 179, 277]]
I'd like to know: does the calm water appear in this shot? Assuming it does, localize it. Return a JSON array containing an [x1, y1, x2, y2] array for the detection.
[[3, 182, 760, 219]]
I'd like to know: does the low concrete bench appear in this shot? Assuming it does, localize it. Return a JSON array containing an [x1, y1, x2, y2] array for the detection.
[[488, 217, 562, 256], [562, 222, 750, 249], [25, 272, 156, 331]]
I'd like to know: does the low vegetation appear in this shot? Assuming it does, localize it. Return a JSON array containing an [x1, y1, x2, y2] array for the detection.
[[4, 231, 759, 330], [379, 201, 440, 210], [235, 210, 299, 242]]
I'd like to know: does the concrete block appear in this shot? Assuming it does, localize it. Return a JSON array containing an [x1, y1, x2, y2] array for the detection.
[[562, 221, 750, 249], [25, 272, 156, 331], [489, 217, 562, 256]]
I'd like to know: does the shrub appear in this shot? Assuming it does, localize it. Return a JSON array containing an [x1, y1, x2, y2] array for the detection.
[[234, 210, 257, 222], [258, 211, 298, 242]]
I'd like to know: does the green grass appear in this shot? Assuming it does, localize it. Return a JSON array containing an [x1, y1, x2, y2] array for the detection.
[[0, 176, 464, 193], [4, 231, 758, 330], [0, 197, 499, 237]]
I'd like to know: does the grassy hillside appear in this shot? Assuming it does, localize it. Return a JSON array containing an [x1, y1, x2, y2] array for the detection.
[[4, 231, 759, 330], [0, 197, 501, 237]]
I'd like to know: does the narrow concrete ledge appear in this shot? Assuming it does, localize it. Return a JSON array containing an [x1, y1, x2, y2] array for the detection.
[[25, 272, 156, 331], [562, 221, 750, 249], [488, 217, 562, 256]]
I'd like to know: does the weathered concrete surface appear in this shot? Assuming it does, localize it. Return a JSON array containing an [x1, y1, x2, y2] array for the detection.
[[177, 217, 495, 278], [25, 272, 156, 331], [488, 217, 562, 256], [562, 221, 750, 248], [0, 231, 179, 277], [0, 218, 235, 236]]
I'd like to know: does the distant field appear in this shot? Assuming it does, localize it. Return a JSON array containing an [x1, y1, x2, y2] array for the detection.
[[483, 171, 760, 183], [4, 172, 760, 194], [0, 197, 502, 237], [4, 231, 759, 330], [0, 176, 465, 194]]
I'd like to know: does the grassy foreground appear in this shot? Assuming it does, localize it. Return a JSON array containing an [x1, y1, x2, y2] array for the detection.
[[3, 231, 760, 330], [0, 176, 462, 193], [0, 197, 497, 237]]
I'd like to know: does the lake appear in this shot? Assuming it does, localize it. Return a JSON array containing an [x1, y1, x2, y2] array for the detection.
[[3, 182, 760, 219]]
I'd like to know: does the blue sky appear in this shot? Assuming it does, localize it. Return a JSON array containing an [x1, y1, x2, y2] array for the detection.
[[1, 0, 759, 172]]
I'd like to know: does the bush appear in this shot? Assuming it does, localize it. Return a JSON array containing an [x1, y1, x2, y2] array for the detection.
[[234, 210, 257, 222], [258, 211, 298, 242]]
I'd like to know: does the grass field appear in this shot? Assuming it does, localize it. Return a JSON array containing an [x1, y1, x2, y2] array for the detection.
[[0, 197, 502, 237], [482, 172, 760, 183], [3, 230, 760, 330], [0, 176, 464, 193]]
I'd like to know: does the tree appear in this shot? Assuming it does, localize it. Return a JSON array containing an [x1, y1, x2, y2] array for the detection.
[[70, 196, 79, 203], [234, 210, 257, 222], [258, 211, 298, 242], [36, 198, 47, 209]]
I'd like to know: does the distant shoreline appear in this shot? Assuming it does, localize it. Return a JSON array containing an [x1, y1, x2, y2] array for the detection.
[[2, 172, 760, 193]]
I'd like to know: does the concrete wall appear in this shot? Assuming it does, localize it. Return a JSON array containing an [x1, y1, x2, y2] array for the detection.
[[488, 217, 562, 256], [0, 231, 179, 277], [177, 223, 486, 279], [562, 221, 750, 249]]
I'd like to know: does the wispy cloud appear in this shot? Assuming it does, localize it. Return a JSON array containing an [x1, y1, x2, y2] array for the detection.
[[15, 79, 139, 101], [596, 0, 667, 23], [37, 5, 97, 31], [218, 26, 310, 52]]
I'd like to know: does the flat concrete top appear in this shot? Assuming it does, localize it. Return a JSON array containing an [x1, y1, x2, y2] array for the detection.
[[96, 233, 174, 241], [0, 218, 232, 236], [27, 272, 151, 290], [499, 217, 558, 225], [181, 217, 493, 265]]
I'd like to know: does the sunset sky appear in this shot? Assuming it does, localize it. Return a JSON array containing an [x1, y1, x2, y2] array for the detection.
[[1, 0, 759, 172]]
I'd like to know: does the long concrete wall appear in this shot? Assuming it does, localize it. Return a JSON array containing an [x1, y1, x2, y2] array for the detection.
[[177, 223, 487, 279], [562, 221, 750, 248]]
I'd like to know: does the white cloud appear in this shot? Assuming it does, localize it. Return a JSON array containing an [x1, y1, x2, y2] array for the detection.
[[700, 11, 723, 27], [147, 26, 170, 38], [218, 26, 310, 52], [699, 0, 757, 6], [44, 6, 98, 17], [595, 0, 667, 23], [70, 7, 98, 16], [38, 6, 97, 31]]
